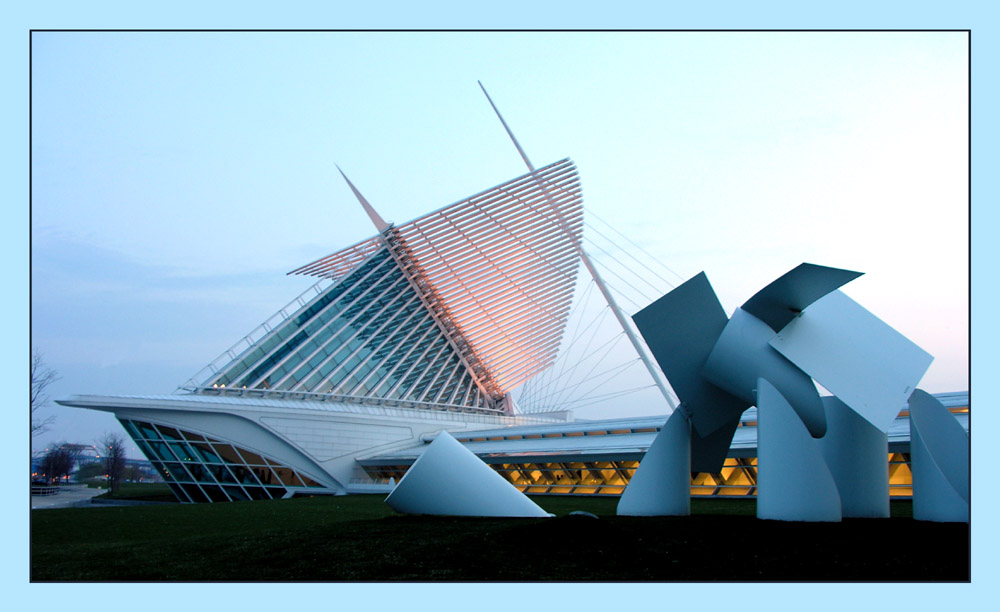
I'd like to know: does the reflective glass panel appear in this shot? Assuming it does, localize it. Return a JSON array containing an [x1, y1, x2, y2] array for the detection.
[[201, 485, 229, 503], [121, 420, 141, 439], [167, 442, 197, 462], [209, 464, 237, 484], [154, 425, 182, 441], [212, 444, 244, 464], [253, 467, 276, 485], [137, 422, 159, 440], [190, 442, 222, 464], [223, 485, 250, 502], [183, 463, 216, 484], [268, 465, 305, 487], [148, 441, 177, 462], [238, 449, 269, 466], [163, 462, 189, 482], [181, 483, 209, 503], [229, 465, 260, 486], [244, 486, 271, 501], [166, 482, 190, 503]]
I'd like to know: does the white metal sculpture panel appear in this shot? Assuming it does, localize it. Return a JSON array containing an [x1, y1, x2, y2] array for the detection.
[[631, 272, 748, 473], [818, 396, 890, 518], [756, 378, 841, 522], [909, 389, 969, 522], [384, 430, 551, 518], [741, 263, 863, 332], [769, 290, 933, 434], [617, 409, 691, 516], [703, 308, 826, 438]]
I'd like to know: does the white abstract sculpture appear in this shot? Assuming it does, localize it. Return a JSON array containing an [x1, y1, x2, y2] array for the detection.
[[617, 408, 691, 516], [385, 431, 551, 518], [818, 396, 890, 518], [756, 379, 841, 522], [770, 290, 933, 434], [908, 390, 969, 522], [703, 307, 826, 438], [632, 262, 956, 522], [631, 272, 750, 475]]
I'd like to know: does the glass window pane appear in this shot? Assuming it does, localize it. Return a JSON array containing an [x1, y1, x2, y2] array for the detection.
[[223, 485, 250, 502], [253, 466, 277, 486], [165, 482, 190, 503], [180, 483, 209, 503], [132, 438, 156, 460], [184, 463, 216, 484], [265, 487, 287, 499], [244, 486, 270, 501], [201, 484, 229, 503], [299, 474, 325, 488], [229, 465, 260, 486], [167, 442, 197, 462], [238, 448, 269, 466], [150, 461, 171, 481], [149, 441, 177, 462], [136, 422, 159, 440], [210, 464, 237, 484], [163, 462, 190, 482], [212, 444, 244, 464], [180, 430, 208, 443], [121, 420, 141, 439], [267, 465, 305, 487], [190, 442, 222, 464], [154, 425, 182, 441]]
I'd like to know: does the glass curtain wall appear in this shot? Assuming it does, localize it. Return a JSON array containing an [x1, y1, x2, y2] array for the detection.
[[120, 419, 330, 503], [202, 246, 492, 411]]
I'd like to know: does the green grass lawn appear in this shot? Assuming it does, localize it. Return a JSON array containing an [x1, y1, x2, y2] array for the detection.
[[31, 495, 965, 581], [92, 482, 176, 502]]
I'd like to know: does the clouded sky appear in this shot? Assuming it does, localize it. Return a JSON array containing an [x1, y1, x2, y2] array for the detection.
[[30, 31, 968, 456]]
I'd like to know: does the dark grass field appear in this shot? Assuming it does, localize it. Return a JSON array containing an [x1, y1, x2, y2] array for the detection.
[[31, 494, 968, 582], [92, 482, 177, 502]]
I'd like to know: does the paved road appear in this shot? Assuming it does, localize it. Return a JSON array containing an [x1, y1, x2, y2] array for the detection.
[[31, 484, 105, 510]]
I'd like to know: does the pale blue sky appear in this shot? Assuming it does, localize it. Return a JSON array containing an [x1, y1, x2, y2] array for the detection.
[[30, 31, 970, 455]]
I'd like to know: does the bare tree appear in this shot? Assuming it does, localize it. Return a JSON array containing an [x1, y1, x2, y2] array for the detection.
[[38, 443, 82, 484], [97, 432, 127, 494], [31, 351, 59, 437]]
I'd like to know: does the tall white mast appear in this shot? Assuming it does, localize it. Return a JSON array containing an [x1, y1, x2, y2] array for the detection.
[[478, 82, 678, 412]]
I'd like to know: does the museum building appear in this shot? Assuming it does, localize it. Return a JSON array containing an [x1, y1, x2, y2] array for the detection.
[[58, 158, 968, 504]]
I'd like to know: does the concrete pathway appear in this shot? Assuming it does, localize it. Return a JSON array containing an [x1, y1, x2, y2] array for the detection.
[[31, 484, 105, 510]]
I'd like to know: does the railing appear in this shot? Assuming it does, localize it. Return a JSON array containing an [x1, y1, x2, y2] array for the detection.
[[177, 278, 332, 391], [31, 485, 59, 496]]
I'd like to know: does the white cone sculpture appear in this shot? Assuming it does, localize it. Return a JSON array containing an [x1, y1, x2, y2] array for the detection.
[[909, 390, 969, 522], [756, 378, 841, 522], [385, 431, 551, 518], [617, 408, 691, 516], [818, 396, 890, 518]]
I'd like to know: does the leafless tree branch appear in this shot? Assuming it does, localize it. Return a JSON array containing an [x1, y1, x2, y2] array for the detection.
[[31, 351, 59, 437]]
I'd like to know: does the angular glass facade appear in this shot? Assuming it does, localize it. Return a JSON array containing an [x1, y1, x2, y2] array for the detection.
[[120, 419, 328, 503], [200, 246, 492, 411]]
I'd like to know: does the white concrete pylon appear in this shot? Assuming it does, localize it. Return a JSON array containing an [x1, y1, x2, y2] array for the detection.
[[818, 396, 890, 518], [384, 430, 551, 518], [909, 389, 969, 522], [756, 378, 841, 522], [616, 408, 691, 516]]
